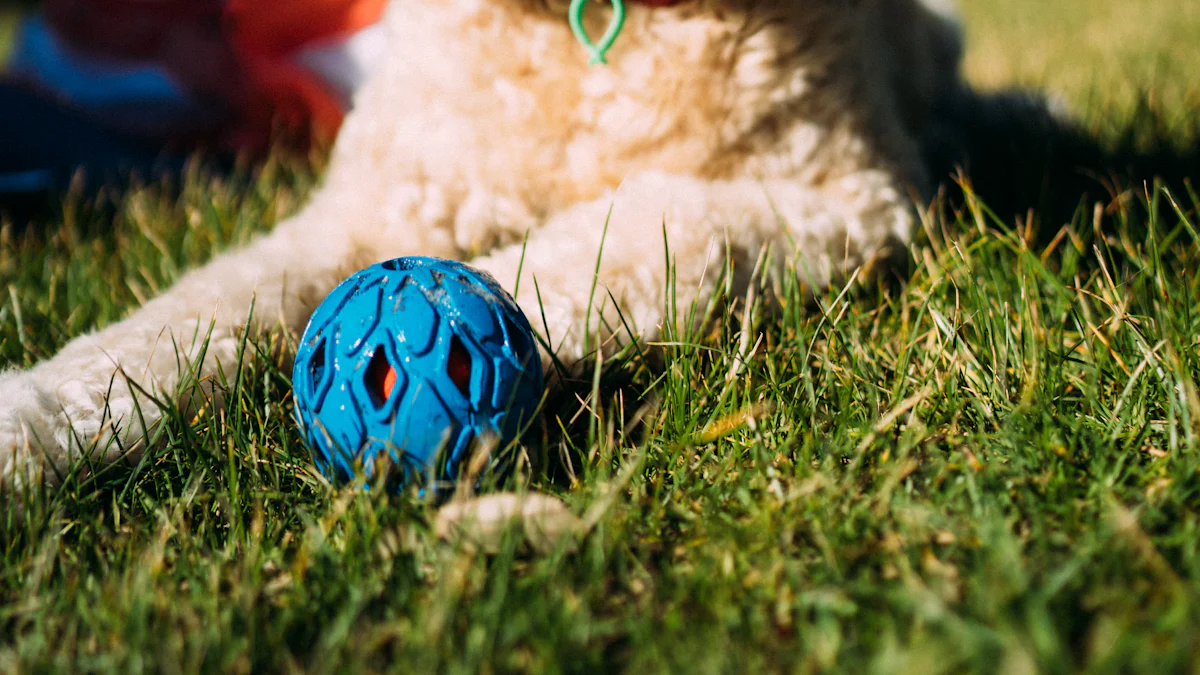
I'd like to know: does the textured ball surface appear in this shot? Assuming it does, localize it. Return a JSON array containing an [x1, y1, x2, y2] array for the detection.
[[292, 257, 544, 490]]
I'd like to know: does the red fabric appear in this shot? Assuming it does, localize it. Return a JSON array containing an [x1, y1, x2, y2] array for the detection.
[[43, 1, 225, 63], [226, 0, 389, 57], [39, 0, 388, 153], [224, 0, 389, 151]]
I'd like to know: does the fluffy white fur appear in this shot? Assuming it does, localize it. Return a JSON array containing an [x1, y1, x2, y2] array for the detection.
[[0, 0, 965, 489]]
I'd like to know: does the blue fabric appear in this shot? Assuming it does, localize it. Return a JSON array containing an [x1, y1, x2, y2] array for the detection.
[[0, 81, 180, 196], [7, 17, 222, 137]]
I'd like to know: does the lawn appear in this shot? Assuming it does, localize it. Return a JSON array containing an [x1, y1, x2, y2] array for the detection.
[[3, 2, 1200, 672], [0, 8, 19, 65], [960, 0, 1200, 115]]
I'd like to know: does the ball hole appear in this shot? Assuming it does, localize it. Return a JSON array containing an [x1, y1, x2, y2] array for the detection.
[[365, 346, 397, 408], [503, 314, 534, 366], [309, 338, 327, 392], [447, 335, 472, 398], [381, 258, 418, 272]]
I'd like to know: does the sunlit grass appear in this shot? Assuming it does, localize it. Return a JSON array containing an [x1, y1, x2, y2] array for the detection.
[[0, 7, 21, 65], [959, 0, 1200, 115]]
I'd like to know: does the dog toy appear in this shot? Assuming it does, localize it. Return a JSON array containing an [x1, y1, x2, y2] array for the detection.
[[569, 0, 626, 65], [292, 257, 544, 491]]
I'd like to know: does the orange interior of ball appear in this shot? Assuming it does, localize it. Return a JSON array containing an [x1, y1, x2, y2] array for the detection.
[[365, 347, 396, 407], [381, 366, 397, 400]]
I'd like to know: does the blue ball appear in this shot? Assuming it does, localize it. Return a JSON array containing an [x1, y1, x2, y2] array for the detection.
[[291, 256, 544, 490]]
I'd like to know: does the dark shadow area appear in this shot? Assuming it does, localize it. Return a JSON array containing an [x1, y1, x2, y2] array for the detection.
[[925, 87, 1200, 240], [526, 359, 652, 490], [0, 84, 202, 226]]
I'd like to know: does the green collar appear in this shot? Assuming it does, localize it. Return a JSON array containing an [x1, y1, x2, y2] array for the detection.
[[569, 0, 627, 65]]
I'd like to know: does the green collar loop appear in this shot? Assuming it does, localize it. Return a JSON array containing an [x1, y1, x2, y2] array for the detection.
[[569, 0, 627, 65]]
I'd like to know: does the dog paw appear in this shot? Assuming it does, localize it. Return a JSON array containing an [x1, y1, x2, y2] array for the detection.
[[0, 363, 146, 492], [434, 492, 581, 554], [0, 369, 64, 491]]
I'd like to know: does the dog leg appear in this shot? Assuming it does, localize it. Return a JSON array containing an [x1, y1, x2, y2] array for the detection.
[[470, 169, 914, 367], [0, 182, 458, 492]]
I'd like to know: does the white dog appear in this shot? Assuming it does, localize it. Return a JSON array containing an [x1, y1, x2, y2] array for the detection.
[[0, 0, 966, 490]]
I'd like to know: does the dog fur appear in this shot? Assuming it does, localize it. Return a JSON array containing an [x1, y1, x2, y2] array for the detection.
[[0, 0, 966, 489]]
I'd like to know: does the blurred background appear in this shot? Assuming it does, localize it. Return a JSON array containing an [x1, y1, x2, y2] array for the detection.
[[959, 0, 1200, 116], [3, 0, 1199, 121]]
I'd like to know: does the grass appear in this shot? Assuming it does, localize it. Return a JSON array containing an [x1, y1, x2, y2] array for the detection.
[[960, 0, 1200, 115], [0, 7, 20, 64], [3, 2, 1200, 672]]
